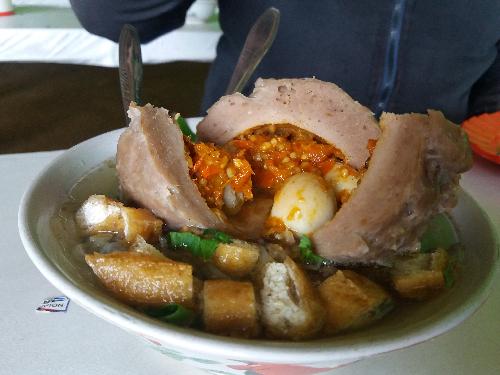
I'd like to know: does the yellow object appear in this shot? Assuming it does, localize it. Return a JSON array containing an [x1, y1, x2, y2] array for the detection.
[[85, 251, 194, 308], [202, 279, 260, 338], [76, 195, 163, 243], [391, 248, 449, 300], [260, 257, 326, 340], [318, 270, 392, 334], [213, 240, 260, 277]]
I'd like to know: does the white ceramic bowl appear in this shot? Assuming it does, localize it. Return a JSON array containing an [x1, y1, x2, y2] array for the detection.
[[18, 125, 499, 374]]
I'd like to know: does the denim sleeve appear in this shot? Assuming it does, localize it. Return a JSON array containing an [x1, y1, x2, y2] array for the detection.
[[69, 0, 196, 43], [468, 41, 500, 117]]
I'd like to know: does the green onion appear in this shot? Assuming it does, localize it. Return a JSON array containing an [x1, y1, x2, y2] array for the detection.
[[371, 298, 395, 320], [142, 304, 196, 327], [420, 213, 459, 253], [299, 235, 326, 265], [169, 231, 219, 260], [443, 262, 455, 288], [203, 228, 233, 243], [175, 113, 197, 141]]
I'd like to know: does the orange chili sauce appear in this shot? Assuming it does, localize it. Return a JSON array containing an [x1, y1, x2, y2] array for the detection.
[[229, 124, 345, 192], [186, 124, 360, 212], [367, 139, 378, 156], [186, 141, 253, 209]]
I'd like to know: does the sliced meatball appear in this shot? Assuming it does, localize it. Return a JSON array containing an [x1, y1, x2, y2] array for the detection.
[[197, 78, 380, 169]]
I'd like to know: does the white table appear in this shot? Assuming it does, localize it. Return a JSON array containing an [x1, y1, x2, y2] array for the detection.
[[0, 150, 499, 374], [1, 1, 221, 66]]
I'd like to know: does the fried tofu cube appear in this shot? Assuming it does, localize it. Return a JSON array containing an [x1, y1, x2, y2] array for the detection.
[[76, 195, 163, 243], [129, 236, 165, 257], [121, 206, 163, 243], [391, 248, 450, 300], [318, 270, 393, 334], [260, 257, 325, 340], [213, 240, 260, 278], [76, 195, 124, 233], [202, 279, 259, 338], [85, 251, 194, 308]]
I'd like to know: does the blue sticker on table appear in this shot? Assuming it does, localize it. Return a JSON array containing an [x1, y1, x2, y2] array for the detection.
[[36, 296, 70, 313]]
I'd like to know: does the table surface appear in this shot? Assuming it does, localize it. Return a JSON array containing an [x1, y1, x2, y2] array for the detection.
[[1, 150, 499, 375], [1, 2, 221, 66]]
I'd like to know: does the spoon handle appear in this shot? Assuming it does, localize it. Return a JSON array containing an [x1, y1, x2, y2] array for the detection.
[[225, 7, 280, 95], [119, 24, 143, 124]]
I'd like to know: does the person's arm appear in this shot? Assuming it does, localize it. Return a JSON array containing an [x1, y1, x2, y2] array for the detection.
[[468, 42, 500, 117], [69, 0, 196, 43]]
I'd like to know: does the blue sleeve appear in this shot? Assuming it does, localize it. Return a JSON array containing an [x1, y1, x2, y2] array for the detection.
[[469, 42, 500, 117], [69, 0, 196, 43]]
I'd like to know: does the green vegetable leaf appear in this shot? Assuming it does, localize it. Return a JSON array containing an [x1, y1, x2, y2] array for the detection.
[[197, 238, 220, 259], [203, 228, 233, 243], [175, 113, 197, 142], [443, 262, 455, 288], [420, 213, 459, 253], [370, 298, 395, 320], [168, 231, 219, 260], [169, 231, 200, 250], [299, 235, 326, 265], [142, 303, 196, 327]]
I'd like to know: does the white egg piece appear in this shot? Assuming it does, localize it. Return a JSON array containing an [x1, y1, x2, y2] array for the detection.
[[324, 163, 359, 201], [270, 173, 336, 235]]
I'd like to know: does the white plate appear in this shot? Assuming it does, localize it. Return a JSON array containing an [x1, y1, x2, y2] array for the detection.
[[18, 122, 499, 371]]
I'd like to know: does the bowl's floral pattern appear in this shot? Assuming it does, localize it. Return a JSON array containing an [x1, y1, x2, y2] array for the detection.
[[143, 335, 339, 375]]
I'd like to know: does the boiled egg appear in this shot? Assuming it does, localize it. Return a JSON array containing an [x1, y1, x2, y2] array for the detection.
[[324, 163, 359, 201], [270, 172, 336, 235]]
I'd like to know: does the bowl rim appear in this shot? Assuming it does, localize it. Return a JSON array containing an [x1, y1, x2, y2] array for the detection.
[[18, 128, 500, 364]]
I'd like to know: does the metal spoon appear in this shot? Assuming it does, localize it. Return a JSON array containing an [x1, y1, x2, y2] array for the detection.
[[224, 7, 280, 95], [118, 24, 143, 125]]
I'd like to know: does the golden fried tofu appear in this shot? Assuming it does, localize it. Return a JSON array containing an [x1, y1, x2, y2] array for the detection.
[[76, 195, 163, 243], [121, 206, 163, 243], [213, 240, 260, 278], [391, 248, 449, 300], [260, 257, 325, 340], [202, 279, 260, 338], [76, 195, 124, 233], [129, 236, 165, 257], [85, 251, 194, 308], [318, 270, 393, 334]]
